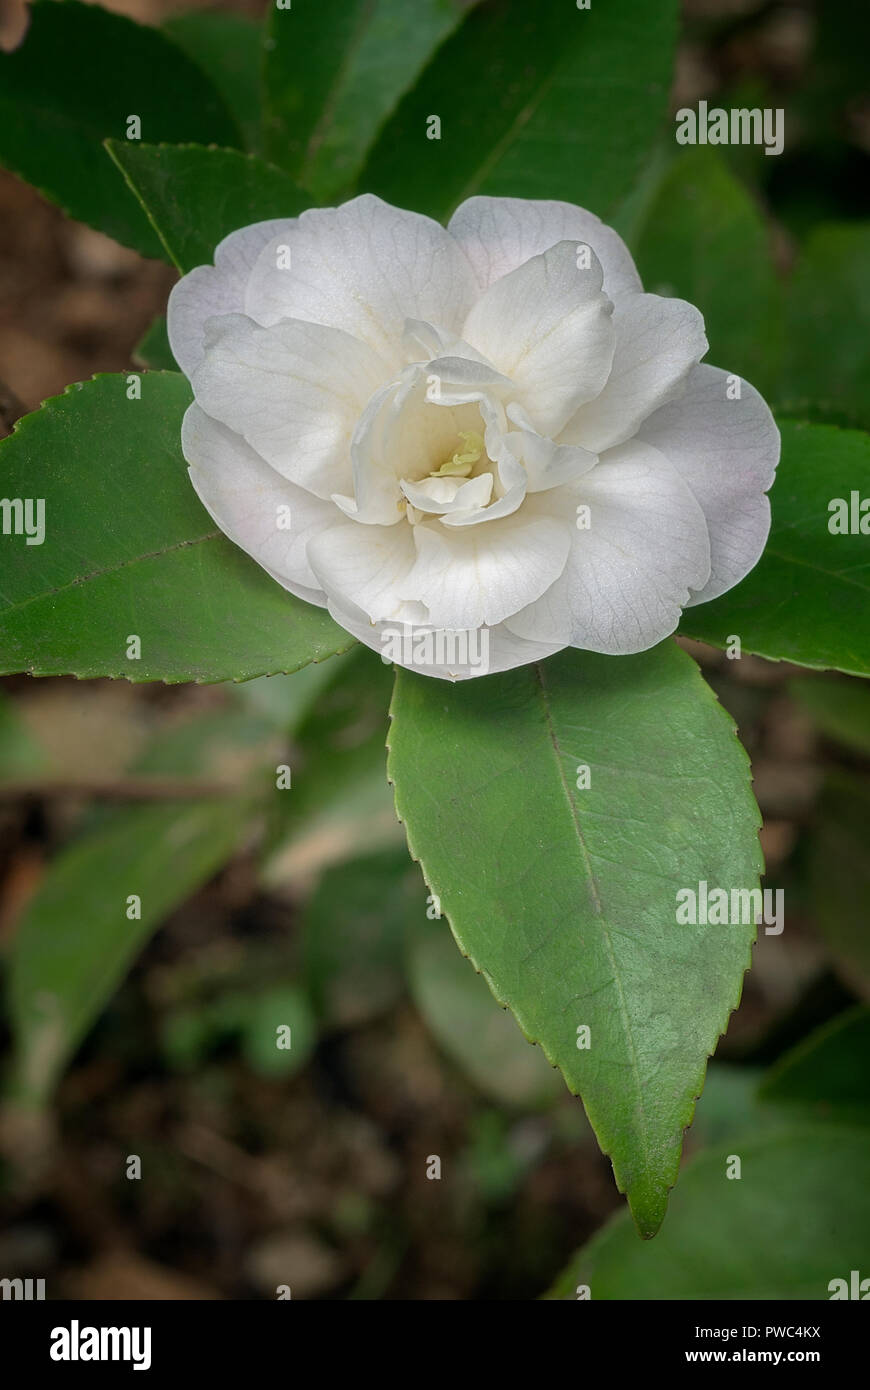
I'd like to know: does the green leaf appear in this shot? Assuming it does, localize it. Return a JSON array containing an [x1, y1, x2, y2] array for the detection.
[[133, 315, 178, 373], [239, 984, 317, 1079], [162, 11, 265, 155], [231, 657, 354, 735], [0, 373, 353, 683], [263, 647, 401, 889], [544, 1126, 870, 1298], [106, 141, 309, 274], [808, 773, 870, 1000], [408, 928, 565, 1110], [0, 0, 240, 260], [388, 643, 762, 1236], [0, 689, 50, 781], [682, 421, 870, 677], [3, 798, 245, 1104], [790, 675, 870, 756], [262, 0, 469, 199], [302, 849, 419, 1028], [778, 223, 870, 430], [131, 708, 281, 787], [361, 0, 679, 221], [632, 148, 782, 395], [686, 1063, 783, 1149], [759, 1007, 870, 1124]]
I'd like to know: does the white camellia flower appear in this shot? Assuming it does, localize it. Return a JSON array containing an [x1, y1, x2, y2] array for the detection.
[[167, 194, 779, 680]]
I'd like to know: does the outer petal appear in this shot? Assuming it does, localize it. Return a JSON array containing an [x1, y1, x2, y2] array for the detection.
[[461, 241, 615, 437], [190, 313, 387, 499], [307, 520, 418, 625], [448, 195, 642, 301], [404, 501, 573, 629], [560, 294, 708, 454], [244, 194, 481, 367], [181, 404, 339, 603], [636, 363, 779, 605], [326, 592, 566, 681], [506, 441, 712, 654], [167, 219, 293, 378]]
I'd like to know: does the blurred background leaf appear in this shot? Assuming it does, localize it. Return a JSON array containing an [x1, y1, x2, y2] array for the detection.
[[262, 647, 402, 892], [632, 148, 782, 395], [263, 0, 471, 199], [789, 675, 870, 756], [545, 1126, 870, 1299], [407, 928, 565, 1111], [777, 223, 870, 429], [301, 849, 419, 1030], [759, 1007, 870, 1123], [163, 10, 264, 155], [3, 796, 248, 1106], [807, 773, 870, 1001], [362, 0, 679, 219], [133, 314, 178, 373], [0, 0, 240, 259]]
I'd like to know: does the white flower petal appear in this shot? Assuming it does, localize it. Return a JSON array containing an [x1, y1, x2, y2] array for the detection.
[[402, 319, 494, 369], [307, 520, 417, 625], [191, 313, 387, 499], [440, 450, 527, 526], [326, 593, 565, 681], [461, 241, 615, 436], [506, 440, 712, 654], [448, 195, 642, 300], [401, 472, 494, 513], [244, 193, 480, 366], [167, 219, 293, 378], [405, 502, 573, 629], [637, 363, 779, 604], [424, 353, 514, 403], [505, 407, 598, 491], [560, 293, 708, 454], [181, 404, 337, 602]]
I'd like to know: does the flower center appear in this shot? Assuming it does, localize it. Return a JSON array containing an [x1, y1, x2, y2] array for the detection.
[[429, 430, 485, 479]]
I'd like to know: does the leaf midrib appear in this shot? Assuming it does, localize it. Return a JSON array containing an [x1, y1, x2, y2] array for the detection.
[[0, 530, 219, 620], [533, 660, 653, 1166]]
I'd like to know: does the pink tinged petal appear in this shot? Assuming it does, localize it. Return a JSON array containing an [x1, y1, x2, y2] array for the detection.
[[243, 194, 481, 367], [448, 195, 642, 301], [167, 219, 295, 378], [637, 363, 780, 604], [326, 592, 565, 682], [560, 293, 709, 454], [506, 440, 712, 654], [307, 520, 418, 626], [404, 505, 573, 630], [460, 240, 615, 437], [190, 313, 387, 500], [181, 404, 337, 604]]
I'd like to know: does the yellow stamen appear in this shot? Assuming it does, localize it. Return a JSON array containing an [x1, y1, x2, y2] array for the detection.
[[431, 430, 485, 478]]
